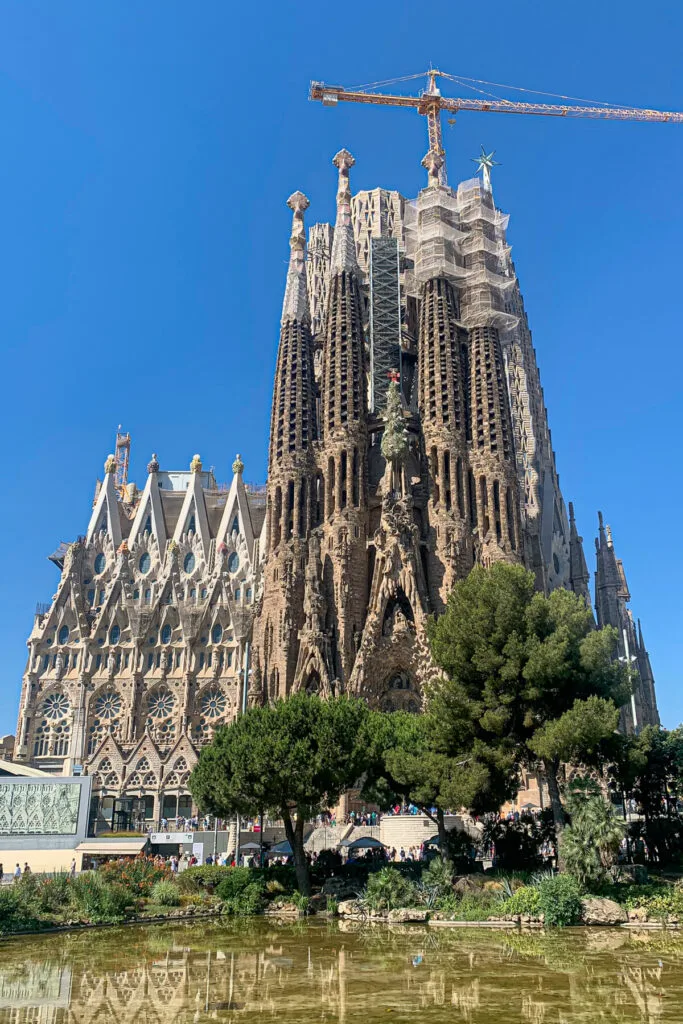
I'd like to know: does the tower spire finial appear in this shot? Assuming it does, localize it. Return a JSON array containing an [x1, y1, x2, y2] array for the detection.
[[281, 191, 311, 323], [330, 149, 358, 274], [422, 149, 444, 188], [471, 145, 501, 192]]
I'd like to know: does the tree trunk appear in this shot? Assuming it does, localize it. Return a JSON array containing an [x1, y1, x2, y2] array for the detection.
[[283, 809, 311, 896], [543, 759, 565, 869], [438, 811, 454, 860]]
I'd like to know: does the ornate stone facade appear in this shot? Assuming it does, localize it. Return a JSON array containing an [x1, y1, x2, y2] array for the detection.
[[252, 149, 659, 730], [14, 454, 265, 826], [14, 142, 659, 820]]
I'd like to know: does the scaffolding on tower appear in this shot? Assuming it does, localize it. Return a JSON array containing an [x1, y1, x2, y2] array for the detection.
[[114, 427, 131, 499]]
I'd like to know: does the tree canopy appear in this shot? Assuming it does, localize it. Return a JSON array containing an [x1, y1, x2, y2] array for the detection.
[[427, 563, 630, 833], [190, 692, 369, 893]]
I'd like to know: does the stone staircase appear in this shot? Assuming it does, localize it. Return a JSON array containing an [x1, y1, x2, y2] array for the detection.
[[379, 813, 478, 852], [304, 823, 352, 853]]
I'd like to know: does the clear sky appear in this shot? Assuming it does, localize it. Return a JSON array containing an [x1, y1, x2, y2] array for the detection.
[[1, 1, 681, 733]]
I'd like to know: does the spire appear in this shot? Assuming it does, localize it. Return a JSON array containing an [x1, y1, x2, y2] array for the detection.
[[330, 149, 358, 274], [232, 453, 244, 476], [281, 191, 311, 324], [267, 196, 318, 473], [471, 145, 501, 192], [147, 453, 159, 474], [595, 510, 623, 629], [421, 149, 444, 188], [568, 502, 591, 607]]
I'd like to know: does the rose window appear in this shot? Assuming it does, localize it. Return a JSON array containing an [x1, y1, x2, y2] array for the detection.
[[94, 691, 122, 720], [200, 689, 227, 719], [42, 693, 69, 721], [147, 690, 175, 719]]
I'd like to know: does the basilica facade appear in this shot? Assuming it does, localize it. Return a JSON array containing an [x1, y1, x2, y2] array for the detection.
[[13, 142, 659, 825]]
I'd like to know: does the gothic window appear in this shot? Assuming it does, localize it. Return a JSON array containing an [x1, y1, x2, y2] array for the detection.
[[87, 689, 123, 755], [143, 771, 157, 787], [183, 553, 196, 574], [231, 515, 239, 534], [136, 757, 151, 772], [43, 692, 69, 720], [110, 624, 121, 644], [144, 514, 152, 534], [173, 757, 188, 772], [146, 687, 176, 746], [193, 687, 229, 743], [94, 553, 106, 575], [32, 691, 70, 756], [139, 553, 151, 574], [161, 624, 172, 644], [148, 689, 174, 719], [187, 514, 196, 535], [227, 552, 239, 574], [58, 625, 69, 644], [164, 773, 179, 788], [211, 624, 223, 644]]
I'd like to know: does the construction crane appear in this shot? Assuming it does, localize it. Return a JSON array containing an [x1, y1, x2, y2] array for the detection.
[[310, 70, 683, 185]]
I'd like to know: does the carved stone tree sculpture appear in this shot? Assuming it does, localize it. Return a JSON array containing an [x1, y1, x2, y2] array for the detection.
[[380, 376, 409, 498]]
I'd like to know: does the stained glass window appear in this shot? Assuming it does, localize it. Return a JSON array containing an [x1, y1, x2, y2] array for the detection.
[[227, 552, 240, 574], [184, 552, 195, 574], [109, 624, 120, 644], [201, 688, 227, 718], [161, 624, 172, 644], [147, 689, 175, 719], [94, 553, 106, 575], [211, 624, 223, 644], [139, 553, 151, 574], [58, 625, 69, 644]]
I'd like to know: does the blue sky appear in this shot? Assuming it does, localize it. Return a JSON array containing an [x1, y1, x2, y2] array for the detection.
[[1, 1, 682, 733]]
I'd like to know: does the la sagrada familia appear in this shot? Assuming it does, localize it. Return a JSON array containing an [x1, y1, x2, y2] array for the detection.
[[12, 137, 659, 826]]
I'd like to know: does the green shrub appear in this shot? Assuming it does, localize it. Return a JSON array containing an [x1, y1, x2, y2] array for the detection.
[[327, 896, 339, 915], [71, 872, 134, 923], [361, 867, 416, 911], [99, 857, 169, 897], [0, 886, 40, 934], [290, 891, 311, 913], [620, 881, 683, 920], [501, 885, 542, 917], [421, 858, 454, 894], [265, 879, 286, 896], [215, 867, 253, 902], [177, 865, 230, 894], [560, 780, 625, 890], [537, 875, 581, 927], [150, 880, 181, 907], [31, 873, 73, 915], [223, 881, 266, 916]]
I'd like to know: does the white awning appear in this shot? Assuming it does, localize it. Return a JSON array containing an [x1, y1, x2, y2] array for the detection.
[[76, 839, 147, 855]]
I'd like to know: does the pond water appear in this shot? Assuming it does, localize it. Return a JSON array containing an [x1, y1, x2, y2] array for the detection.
[[0, 919, 681, 1023]]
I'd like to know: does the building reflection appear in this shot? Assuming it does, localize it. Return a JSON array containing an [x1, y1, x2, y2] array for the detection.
[[0, 924, 679, 1024]]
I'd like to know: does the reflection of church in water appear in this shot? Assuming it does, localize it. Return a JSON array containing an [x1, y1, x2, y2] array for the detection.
[[13, 131, 658, 821], [0, 926, 670, 1024]]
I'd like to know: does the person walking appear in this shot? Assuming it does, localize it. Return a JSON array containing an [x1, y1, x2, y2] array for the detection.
[[13, 863, 21, 882], [70, 858, 77, 878]]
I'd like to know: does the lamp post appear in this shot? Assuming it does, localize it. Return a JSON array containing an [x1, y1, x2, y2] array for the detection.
[[619, 627, 639, 735]]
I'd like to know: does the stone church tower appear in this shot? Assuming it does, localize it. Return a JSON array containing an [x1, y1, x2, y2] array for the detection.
[[12, 134, 658, 826], [253, 146, 659, 727]]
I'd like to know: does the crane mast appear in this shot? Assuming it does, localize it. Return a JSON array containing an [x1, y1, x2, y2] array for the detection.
[[310, 70, 683, 186]]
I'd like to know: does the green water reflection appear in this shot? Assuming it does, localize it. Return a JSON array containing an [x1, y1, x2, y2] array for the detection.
[[1, 920, 682, 1023]]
